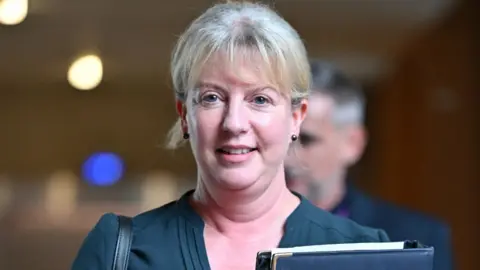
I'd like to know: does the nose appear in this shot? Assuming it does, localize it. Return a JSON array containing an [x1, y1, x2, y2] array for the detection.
[[222, 98, 249, 135]]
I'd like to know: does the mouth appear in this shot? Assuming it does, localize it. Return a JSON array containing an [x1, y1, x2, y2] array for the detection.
[[215, 147, 258, 155]]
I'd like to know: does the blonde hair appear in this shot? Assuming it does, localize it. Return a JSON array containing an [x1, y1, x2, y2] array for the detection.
[[166, 1, 311, 149]]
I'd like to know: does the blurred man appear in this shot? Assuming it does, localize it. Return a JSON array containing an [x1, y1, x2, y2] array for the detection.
[[286, 60, 453, 270]]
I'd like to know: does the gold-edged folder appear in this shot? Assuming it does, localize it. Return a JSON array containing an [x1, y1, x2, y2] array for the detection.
[[255, 240, 434, 270]]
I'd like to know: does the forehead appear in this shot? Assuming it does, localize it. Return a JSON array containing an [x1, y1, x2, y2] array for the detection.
[[198, 51, 271, 87], [193, 49, 297, 96], [307, 93, 335, 117]]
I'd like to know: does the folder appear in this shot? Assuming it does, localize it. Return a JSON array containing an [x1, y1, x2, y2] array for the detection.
[[255, 240, 434, 270]]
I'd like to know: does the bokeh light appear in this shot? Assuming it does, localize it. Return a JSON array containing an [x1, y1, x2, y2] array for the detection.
[[45, 170, 78, 223], [0, 0, 28, 26], [82, 152, 124, 186], [67, 54, 103, 90]]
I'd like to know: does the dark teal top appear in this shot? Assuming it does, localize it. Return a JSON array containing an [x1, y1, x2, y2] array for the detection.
[[72, 190, 390, 269]]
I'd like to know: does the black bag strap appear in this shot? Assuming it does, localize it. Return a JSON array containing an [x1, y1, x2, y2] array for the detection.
[[112, 215, 133, 270]]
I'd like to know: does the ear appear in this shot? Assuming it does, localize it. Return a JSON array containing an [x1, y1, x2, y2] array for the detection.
[[291, 99, 308, 136], [175, 100, 188, 133], [342, 125, 368, 166]]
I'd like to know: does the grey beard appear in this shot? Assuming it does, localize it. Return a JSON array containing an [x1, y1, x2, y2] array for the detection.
[[306, 180, 324, 203]]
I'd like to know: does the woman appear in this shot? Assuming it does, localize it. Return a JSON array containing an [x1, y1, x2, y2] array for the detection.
[[72, 2, 389, 270]]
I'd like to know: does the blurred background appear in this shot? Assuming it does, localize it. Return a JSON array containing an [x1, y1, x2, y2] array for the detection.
[[0, 0, 478, 269]]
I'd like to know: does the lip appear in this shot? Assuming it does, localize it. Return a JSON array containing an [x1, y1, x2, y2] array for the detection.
[[215, 144, 257, 164], [216, 144, 256, 150]]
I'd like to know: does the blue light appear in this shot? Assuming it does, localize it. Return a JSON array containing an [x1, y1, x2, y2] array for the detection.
[[82, 152, 124, 186]]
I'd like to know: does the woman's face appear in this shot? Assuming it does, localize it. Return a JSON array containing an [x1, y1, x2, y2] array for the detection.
[[179, 52, 307, 192]]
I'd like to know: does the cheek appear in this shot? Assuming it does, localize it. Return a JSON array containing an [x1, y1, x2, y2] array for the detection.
[[252, 112, 290, 148], [188, 109, 223, 146], [309, 146, 342, 173]]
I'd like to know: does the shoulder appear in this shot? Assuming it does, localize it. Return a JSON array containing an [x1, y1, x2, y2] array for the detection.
[[366, 194, 450, 232], [362, 196, 454, 270], [71, 212, 121, 269], [71, 200, 181, 270], [131, 200, 180, 231], [357, 192, 450, 244], [309, 209, 389, 243], [295, 198, 390, 244]]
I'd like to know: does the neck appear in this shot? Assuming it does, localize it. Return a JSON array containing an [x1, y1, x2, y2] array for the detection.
[[309, 173, 347, 211], [190, 168, 299, 239]]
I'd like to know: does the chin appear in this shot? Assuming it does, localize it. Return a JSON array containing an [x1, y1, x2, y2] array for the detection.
[[213, 168, 262, 191], [199, 152, 269, 191]]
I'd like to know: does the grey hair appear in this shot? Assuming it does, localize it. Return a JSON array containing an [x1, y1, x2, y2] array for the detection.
[[166, 1, 311, 149], [309, 60, 365, 126]]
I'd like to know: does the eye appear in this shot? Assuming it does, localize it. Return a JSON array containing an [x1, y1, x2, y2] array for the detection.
[[299, 133, 319, 147], [253, 95, 269, 105], [201, 93, 219, 103]]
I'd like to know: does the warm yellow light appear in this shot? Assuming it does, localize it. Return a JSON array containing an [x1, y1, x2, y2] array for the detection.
[[67, 54, 103, 91], [45, 171, 78, 224], [141, 171, 178, 211], [0, 0, 28, 25]]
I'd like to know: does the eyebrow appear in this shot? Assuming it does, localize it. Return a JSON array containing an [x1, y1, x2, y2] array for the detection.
[[197, 81, 277, 93]]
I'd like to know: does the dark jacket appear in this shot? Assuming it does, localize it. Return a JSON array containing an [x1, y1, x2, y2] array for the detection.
[[337, 186, 454, 270], [72, 189, 390, 270]]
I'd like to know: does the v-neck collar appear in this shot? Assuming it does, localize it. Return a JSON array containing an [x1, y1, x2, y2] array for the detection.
[[176, 189, 311, 269]]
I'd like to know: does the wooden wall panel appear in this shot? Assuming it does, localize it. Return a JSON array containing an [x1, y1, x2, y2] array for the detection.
[[367, 2, 478, 270]]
